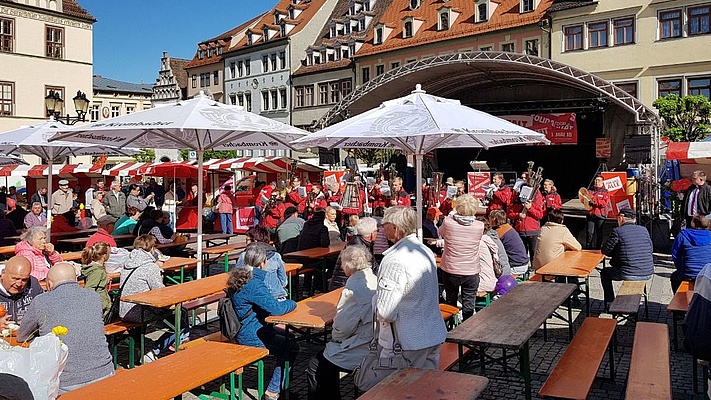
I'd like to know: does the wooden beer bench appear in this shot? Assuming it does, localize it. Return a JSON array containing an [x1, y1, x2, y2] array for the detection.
[[667, 280, 694, 351], [625, 322, 671, 400], [104, 320, 142, 369], [356, 368, 489, 400], [609, 280, 649, 322]]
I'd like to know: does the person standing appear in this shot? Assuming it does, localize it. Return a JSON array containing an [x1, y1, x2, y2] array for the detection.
[[144, 178, 165, 209], [486, 172, 512, 215], [105, 181, 127, 218], [388, 150, 407, 178], [586, 175, 610, 249], [217, 185, 236, 234], [51, 179, 73, 216], [90, 191, 107, 227], [343, 149, 359, 175], [683, 170, 711, 227], [30, 187, 48, 213], [387, 177, 411, 207], [541, 179, 562, 224], [126, 184, 153, 212], [507, 183, 544, 265]]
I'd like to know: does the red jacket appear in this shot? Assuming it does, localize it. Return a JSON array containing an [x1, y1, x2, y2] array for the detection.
[[487, 186, 512, 214], [388, 188, 411, 207], [587, 187, 610, 217], [262, 202, 285, 229], [287, 188, 305, 208], [86, 228, 117, 248], [507, 190, 544, 233], [369, 187, 387, 209], [543, 191, 562, 212], [15, 240, 62, 281]]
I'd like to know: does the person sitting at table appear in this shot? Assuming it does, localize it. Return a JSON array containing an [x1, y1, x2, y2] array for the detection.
[[86, 215, 117, 248], [80, 241, 112, 318], [0, 256, 43, 330], [7, 201, 28, 230], [489, 209, 530, 276], [376, 206, 446, 373], [297, 208, 331, 294], [600, 208, 654, 309], [229, 244, 298, 400], [126, 184, 153, 212], [236, 226, 288, 300], [50, 209, 80, 241], [119, 235, 190, 363], [477, 218, 503, 295], [0, 210, 17, 246], [276, 206, 304, 254], [324, 206, 343, 245], [15, 226, 62, 281], [307, 245, 377, 400], [138, 210, 179, 245], [329, 217, 379, 291], [132, 206, 155, 236], [438, 194, 485, 321], [481, 216, 510, 277], [533, 209, 582, 270], [113, 206, 141, 236], [24, 201, 47, 229], [17, 262, 114, 394], [671, 213, 711, 293], [90, 190, 107, 227]]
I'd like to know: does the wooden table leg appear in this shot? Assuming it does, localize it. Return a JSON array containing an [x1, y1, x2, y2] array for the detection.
[[585, 277, 591, 317], [174, 303, 183, 351], [521, 341, 532, 400]]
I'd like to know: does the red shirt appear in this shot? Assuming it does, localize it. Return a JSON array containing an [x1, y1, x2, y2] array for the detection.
[[543, 191, 562, 211], [263, 202, 285, 229], [587, 187, 610, 217], [507, 190, 544, 233], [86, 228, 117, 248], [388, 189, 411, 207], [486, 185, 512, 215], [257, 186, 273, 206], [369, 187, 387, 209]]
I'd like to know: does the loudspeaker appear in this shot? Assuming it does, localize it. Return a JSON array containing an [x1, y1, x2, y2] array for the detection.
[[625, 135, 652, 164], [644, 217, 672, 253], [318, 147, 339, 165]]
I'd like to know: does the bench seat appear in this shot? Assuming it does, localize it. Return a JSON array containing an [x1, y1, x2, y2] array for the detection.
[[609, 280, 649, 320], [439, 342, 472, 371], [625, 322, 671, 399], [539, 317, 617, 399], [104, 320, 141, 336]]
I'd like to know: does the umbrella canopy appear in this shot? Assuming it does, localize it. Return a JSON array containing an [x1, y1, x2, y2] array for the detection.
[[666, 141, 711, 164], [292, 84, 550, 236], [50, 92, 310, 281], [0, 154, 27, 166]]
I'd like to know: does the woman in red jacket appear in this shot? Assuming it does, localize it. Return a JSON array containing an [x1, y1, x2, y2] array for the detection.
[[586, 175, 610, 249], [541, 179, 562, 224], [507, 184, 544, 265]]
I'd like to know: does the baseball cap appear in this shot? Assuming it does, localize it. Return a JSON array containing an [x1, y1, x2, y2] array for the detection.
[[427, 207, 443, 220], [618, 208, 635, 218], [97, 215, 117, 225], [284, 206, 298, 216]]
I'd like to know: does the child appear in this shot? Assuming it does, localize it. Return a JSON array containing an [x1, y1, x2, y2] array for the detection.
[[81, 241, 112, 318]]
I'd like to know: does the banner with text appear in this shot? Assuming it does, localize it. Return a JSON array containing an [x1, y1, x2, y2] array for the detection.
[[501, 113, 578, 145]]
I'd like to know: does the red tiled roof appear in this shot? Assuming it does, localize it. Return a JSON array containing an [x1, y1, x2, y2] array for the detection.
[[170, 58, 190, 89], [185, 13, 265, 69], [62, 0, 96, 22], [293, 58, 352, 76], [356, 0, 553, 57]]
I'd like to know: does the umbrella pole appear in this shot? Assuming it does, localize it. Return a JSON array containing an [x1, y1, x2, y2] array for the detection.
[[196, 149, 204, 280], [416, 153, 423, 241], [46, 158, 54, 241]]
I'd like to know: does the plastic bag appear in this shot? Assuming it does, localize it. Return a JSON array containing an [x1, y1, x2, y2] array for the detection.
[[0, 334, 68, 400], [106, 247, 130, 274]]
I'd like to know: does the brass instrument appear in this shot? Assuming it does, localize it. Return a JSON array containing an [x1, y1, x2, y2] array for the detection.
[[579, 188, 593, 211], [286, 159, 298, 185], [519, 161, 544, 217], [429, 172, 443, 207]]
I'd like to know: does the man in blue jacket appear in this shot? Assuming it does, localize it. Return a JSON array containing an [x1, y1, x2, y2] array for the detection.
[[671, 214, 711, 292], [601, 208, 654, 308]]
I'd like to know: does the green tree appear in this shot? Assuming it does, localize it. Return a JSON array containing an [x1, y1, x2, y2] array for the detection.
[[355, 149, 392, 167], [132, 148, 155, 162], [653, 94, 711, 142], [179, 150, 238, 161]]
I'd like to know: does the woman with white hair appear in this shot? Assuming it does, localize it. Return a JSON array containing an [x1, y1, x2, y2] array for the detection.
[[329, 217, 379, 290], [14, 225, 62, 281], [438, 194, 485, 321], [307, 245, 377, 400], [375, 206, 446, 375]]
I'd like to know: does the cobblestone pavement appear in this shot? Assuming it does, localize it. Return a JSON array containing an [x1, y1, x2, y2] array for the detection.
[[121, 246, 707, 400]]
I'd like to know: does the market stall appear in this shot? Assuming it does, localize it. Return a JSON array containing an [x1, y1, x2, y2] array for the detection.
[[0, 162, 106, 204]]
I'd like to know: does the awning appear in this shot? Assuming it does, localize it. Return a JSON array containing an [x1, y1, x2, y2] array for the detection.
[[666, 142, 711, 164], [0, 162, 106, 178], [206, 156, 323, 174]]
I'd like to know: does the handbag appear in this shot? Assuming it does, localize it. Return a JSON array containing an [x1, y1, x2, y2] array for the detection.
[[104, 267, 137, 325], [353, 314, 411, 392]]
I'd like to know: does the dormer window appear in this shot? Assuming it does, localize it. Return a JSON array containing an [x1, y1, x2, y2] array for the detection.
[[320, 48, 327, 63], [349, 3, 356, 15], [274, 11, 282, 24], [375, 25, 384, 44], [342, 48, 349, 58], [217, 45, 223, 55], [330, 24, 337, 38], [313, 53, 321, 64], [197, 49, 204, 60], [289, 7, 295, 19], [208, 48, 214, 57], [439, 10, 450, 30], [344, 19, 351, 34], [280, 21, 287, 37], [409, 0, 420, 11], [521, 0, 535, 13], [263, 27, 270, 41], [292, 0, 299, 4], [476, 1, 488, 22], [403, 20, 413, 38], [359, 17, 366, 31], [247, 32, 253, 45], [364, 0, 371, 11]]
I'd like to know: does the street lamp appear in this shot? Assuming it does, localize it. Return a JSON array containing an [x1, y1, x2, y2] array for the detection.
[[45, 90, 90, 125]]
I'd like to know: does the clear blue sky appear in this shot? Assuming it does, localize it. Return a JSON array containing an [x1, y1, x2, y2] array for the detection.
[[86, 0, 274, 84]]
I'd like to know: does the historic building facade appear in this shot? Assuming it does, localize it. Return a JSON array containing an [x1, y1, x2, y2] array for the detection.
[[90, 75, 152, 122], [151, 51, 189, 107]]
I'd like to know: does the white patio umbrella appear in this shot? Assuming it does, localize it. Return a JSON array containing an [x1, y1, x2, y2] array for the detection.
[[0, 118, 136, 237], [50, 92, 310, 279], [291, 84, 551, 236], [0, 154, 27, 165]]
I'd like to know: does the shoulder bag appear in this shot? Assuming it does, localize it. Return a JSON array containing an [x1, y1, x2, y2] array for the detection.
[[353, 314, 411, 392], [104, 267, 138, 325]]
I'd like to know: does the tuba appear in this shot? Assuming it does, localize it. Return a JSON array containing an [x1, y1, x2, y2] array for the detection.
[[429, 172, 443, 207]]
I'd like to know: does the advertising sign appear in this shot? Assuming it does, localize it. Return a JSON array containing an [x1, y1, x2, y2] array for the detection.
[[596, 138, 611, 158], [467, 172, 490, 200], [236, 207, 256, 232], [500, 113, 578, 144]]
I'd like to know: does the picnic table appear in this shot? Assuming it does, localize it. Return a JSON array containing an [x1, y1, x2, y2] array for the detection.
[[357, 368, 489, 400], [283, 242, 346, 259], [161, 256, 200, 284], [58, 233, 136, 250], [202, 242, 248, 272], [60, 341, 268, 400], [121, 272, 228, 354], [446, 282, 576, 400], [667, 280, 695, 351], [534, 250, 605, 316]]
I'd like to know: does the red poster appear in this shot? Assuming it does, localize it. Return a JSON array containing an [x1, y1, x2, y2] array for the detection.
[[236, 207, 256, 232], [467, 172, 490, 200], [501, 113, 578, 145]]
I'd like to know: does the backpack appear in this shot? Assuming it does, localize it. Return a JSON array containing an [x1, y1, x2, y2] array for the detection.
[[217, 289, 251, 342]]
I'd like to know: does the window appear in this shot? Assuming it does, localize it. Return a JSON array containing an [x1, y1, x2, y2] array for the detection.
[[270, 53, 277, 70], [262, 55, 269, 72], [524, 39, 539, 56], [213, 71, 219, 86], [404, 21, 413, 38], [688, 6, 710, 36], [262, 91, 269, 110], [341, 80, 352, 98], [616, 82, 638, 98], [271, 90, 278, 110], [391, 62, 400, 69], [344, 20, 351, 34], [126, 106, 135, 114], [0, 82, 11, 116], [237, 93, 244, 107], [245, 59, 251, 76], [263, 27, 269, 41], [207, 48, 213, 58], [480, 45, 492, 51], [477, 3, 487, 22], [45, 86, 64, 117], [247, 32, 253, 46], [588, 21, 608, 48], [521, 0, 534, 13], [359, 18, 366, 31], [45, 26, 63, 58], [279, 52, 286, 69], [305, 86, 314, 106], [205, 73, 210, 87], [375, 27, 383, 44], [192, 74, 197, 88], [376, 65, 384, 76], [238, 60, 245, 77], [110, 105, 120, 118], [230, 62, 236, 78], [330, 25, 337, 38], [245, 92, 252, 112], [659, 10, 682, 39], [229, 94, 236, 106], [409, 0, 420, 10], [658, 79, 682, 97], [217, 46, 223, 55], [689, 77, 711, 99], [295, 86, 304, 108], [406, 58, 417, 64], [317, 83, 327, 105], [362, 67, 370, 83], [501, 42, 515, 52], [439, 11, 449, 30], [90, 104, 99, 121], [613, 17, 635, 45], [199, 73, 207, 87], [0, 18, 13, 52], [330, 81, 340, 103], [198, 50, 204, 60], [564, 25, 583, 51]]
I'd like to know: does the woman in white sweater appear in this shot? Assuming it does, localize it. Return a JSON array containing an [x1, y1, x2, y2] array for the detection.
[[376, 206, 447, 371]]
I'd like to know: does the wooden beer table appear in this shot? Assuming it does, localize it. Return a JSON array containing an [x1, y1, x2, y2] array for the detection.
[[283, 242, 346, 259], [357, 368, 489, 400], [202, 242, 248, 272]]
